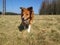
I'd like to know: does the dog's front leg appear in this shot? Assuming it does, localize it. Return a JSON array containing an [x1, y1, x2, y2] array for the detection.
[[28, 25, 31, 33], [24, 25, 26, 29], [22, 23, 26, 29]]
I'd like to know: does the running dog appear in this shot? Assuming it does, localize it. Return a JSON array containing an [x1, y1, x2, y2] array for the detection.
[[20, 7, 34, 32]]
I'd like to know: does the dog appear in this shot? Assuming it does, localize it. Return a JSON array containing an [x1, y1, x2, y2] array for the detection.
[[20, 7, 34, 32]]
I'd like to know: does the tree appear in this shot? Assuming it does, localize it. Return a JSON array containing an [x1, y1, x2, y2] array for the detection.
[[3, 0, 6, 15], [39, 0, 60, 15], [39, 0, 47, 15]]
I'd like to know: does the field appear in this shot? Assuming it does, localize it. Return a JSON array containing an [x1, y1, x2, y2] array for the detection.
[[0, 15, 60, 45]]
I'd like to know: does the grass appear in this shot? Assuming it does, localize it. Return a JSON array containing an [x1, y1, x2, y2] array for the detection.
[[0, 15, 60, 45]]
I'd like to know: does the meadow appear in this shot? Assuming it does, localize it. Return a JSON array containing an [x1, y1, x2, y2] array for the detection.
[[0, 15, 60, 45]]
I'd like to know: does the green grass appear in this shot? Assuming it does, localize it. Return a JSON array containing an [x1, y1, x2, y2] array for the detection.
[[0, 15, 60, 45]]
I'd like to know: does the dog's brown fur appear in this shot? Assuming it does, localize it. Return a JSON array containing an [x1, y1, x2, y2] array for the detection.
[[20, 7, 34, 32]]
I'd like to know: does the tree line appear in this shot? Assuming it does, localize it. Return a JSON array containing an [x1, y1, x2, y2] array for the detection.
[[39, 0, 60, 15], [0, 12, 20, 15]]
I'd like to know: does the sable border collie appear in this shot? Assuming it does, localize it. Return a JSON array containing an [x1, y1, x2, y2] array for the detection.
[[20, 7, 34, 32]]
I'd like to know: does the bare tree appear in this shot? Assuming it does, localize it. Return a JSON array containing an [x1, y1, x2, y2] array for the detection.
[[39, 0, 60, 15], [2, 0, 6, 15]]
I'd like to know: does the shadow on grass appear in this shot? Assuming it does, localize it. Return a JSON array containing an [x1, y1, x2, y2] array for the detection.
[[18, 23, 28, 31]]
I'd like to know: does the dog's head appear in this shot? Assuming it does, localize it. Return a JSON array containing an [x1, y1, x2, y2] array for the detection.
[[20, 7, 34, 22]]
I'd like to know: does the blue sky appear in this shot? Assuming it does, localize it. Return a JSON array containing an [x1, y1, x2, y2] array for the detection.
[[0, 0, 43, 14]]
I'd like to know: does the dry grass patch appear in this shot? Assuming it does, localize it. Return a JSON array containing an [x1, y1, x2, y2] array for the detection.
[[0, 15, 60, 45]]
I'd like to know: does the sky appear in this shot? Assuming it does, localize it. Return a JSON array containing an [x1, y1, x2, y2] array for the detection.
[[0, 0, 43, 14]]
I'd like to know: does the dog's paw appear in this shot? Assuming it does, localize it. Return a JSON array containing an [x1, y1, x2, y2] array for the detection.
[[28, 29, 30, 33]]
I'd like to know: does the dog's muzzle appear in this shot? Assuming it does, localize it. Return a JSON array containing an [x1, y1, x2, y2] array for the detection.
[[22, 18, 29, 24]]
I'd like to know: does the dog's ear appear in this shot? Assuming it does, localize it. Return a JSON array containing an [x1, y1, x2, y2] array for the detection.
[[20, 7, 25, 10], [28, 7, 34, 19], [27, 7, 33, 15], [20, 7, 22, 9], [27, 7, 33, 11]]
